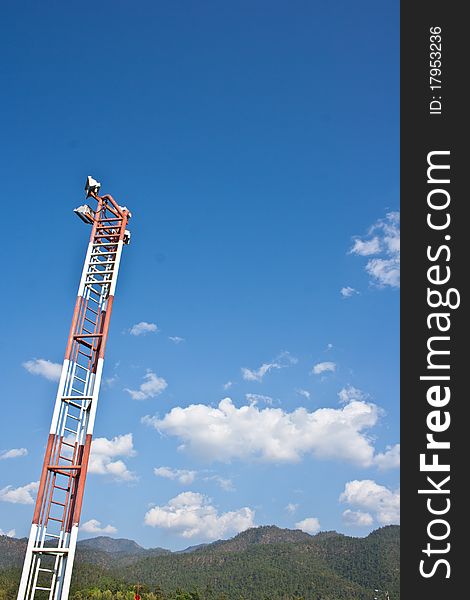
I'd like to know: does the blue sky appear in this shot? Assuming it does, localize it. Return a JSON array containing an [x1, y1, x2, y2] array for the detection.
[[0, 1, 399, 549]]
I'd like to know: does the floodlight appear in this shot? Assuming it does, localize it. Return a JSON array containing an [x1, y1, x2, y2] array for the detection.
[[74, 204, 95, 224], [85, 175, 101, 198]]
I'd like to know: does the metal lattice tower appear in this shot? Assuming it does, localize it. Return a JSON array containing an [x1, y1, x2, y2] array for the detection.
[[17, 179, 132, 600]]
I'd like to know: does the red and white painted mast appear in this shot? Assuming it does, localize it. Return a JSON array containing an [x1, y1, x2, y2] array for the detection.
[[17, 178, 132, 600]]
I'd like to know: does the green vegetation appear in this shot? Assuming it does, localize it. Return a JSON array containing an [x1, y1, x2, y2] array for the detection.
[[0, 526, 399, 600]]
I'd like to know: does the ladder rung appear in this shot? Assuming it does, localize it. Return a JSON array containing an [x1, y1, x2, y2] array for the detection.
[[63, 427, 78, 435], [53, 485, 70, 492], [47, 517, 63, 523], [51, 500, 66, 506], [86, 305, 99, 315], [58, 455, 73, 462], [45, 533, 61, 538], [61, 396, 93, 399], [74, 333, 103, 338], [60, 439, 75, 448], [48, 465, 81, 470], [32, 548, 69, 554], [84, 316, 96, 326], [92, 249, 117, 255], [85, 280, 110, 286], [78, 350, 93, 359], [66, 413, 81, 421], [72, 375, 87, 384], [92, 242, 118, 247], [35, 586, 53, 591], [38, 568, 55, 573], [75, 363, 89, 372], [87, 270, 114, 276], [75, 339, 92, 350], [89, 260, 115, 265]]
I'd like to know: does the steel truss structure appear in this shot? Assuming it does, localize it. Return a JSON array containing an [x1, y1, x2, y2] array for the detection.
[[17, 186, 132, 600]]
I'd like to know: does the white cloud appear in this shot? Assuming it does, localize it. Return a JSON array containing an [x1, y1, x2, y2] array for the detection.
[[0, 481, 39, 505], [223, 381, 234, 390], [296, 389, 311, 400], [23, 359, 61, 382], [143, 397, 389, 467], [144, 492, 254, 540], [373, 444, 400, 470], [245, 393, 274, 406], [0, 448, 28, 460], [349, 211, 400, 288], [342, 509, 374, 527], [0, 528, 16, 537], [285, 503, 298, 514], [241, 352, 297, 382], [350, 237, 381, 256], [340, 286, 359, 298], [129, 321, 159, 336], [89, 434, 137, 481], [366, 258, 400, 288], [338, 385, 367, 404], [154, 467, 197, 486], [169, 336, 185, 344], [203, 475, 235, 492], [312, 361, 336, 376], [154, 467, 234, 491], [124, 371, 168, 400], [81, 519, 117, 534], [295, 517, 320, 535], [340, 479, 400, 525]]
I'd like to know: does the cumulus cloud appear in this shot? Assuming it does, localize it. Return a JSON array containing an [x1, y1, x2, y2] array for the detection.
[[0, 481, 39, 505], [81, 519, 117, 534], [144, 492, 254, 540], [285, 503, 298, 514], [124, 371, 167, 400], [312, 361, 336, 376], [373, 444, 400, 470], [340, 479, 400, 525], [349, 211, 400, 288], [337, 385, 368, 404], [23, 359, 61, 382], [0, 528, 16, 537], [154, 467, 197, 486], [0, 448, 28, 460], [241, 352, 297, 382], [169, 336, 185, 344], [295, 517, 320, 535], [89, 434, 137, 481], [143, 397, 390, 467], [342, 509, 374, 527], [129, 322, 159, 336], [340, 286, 359, 298], [296, 389, 311, 400]]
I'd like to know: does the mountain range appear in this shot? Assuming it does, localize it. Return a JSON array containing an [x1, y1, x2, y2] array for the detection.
[[0, 525, 400, 599]]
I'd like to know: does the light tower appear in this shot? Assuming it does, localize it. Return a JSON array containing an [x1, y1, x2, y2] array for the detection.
[[17, 177, 132, 600]]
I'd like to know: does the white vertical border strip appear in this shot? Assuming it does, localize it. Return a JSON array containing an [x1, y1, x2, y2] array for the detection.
[[49, 359, 71, 434], [16, 523, 39, 600], [56, 525, 79, 600], [109, 240, 123, 296], [77, 242, 93, 297], [86, 358, 104, 435]]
